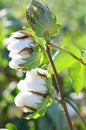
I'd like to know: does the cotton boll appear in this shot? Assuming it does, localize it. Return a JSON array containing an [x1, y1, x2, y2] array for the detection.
[[7, 30, 36, 70], [17, 78, 47, 93], [9, 51, 18, 58], [9, 60, 19, 69], [14, 91, 43, 112], [11, 55, 26, 65], [15, 68, 53, 117], [8, 31, 26, 43], [7, 39, 34, 52], [9, 55, 26, 69], [17, 68, 48, 93]]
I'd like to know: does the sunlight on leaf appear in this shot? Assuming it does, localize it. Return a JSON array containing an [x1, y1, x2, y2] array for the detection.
[[68, 62, 85, 94], [48, 44, 81, 73]]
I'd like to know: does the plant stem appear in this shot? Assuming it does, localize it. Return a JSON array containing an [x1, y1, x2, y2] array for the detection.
[[64, 98, 86, 127], [45, 45, 74, 130], [49, 43, 86, 66]]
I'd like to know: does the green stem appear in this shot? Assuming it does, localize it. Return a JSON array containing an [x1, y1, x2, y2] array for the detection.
[[45, 44, 74, 130], [49, 43, 86, 66]]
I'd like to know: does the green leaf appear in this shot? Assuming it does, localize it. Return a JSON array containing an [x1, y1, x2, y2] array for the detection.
[[68, 62, 85, 94], [48, 44, 81, 73], [6, 123, 17, 130]]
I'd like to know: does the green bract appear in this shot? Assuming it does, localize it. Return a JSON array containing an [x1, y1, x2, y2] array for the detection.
[[26, 0, 61, 38], [21, 47, 44, 70]]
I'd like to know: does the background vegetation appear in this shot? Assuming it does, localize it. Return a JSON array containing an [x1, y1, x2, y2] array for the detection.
[[0, 0, 86, 129]]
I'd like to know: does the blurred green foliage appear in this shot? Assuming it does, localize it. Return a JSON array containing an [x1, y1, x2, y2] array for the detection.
[[0, 0, 86, 130]]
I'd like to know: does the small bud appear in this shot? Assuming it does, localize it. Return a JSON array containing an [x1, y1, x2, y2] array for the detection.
[[26, 0, 61, 38], [15, 68, 53, 118], [7, 30, 37, 70]]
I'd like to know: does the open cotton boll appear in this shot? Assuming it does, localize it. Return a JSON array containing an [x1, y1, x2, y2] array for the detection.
[[15, 68, 53, 118], [26, 68, 38, 78], [7, 39, 34, 52], [9, 60, 19, 69], [7, 30, 37, 70], [7, 30, 35, 45], [7, 31, 26, 43], [17, 78, 47, 94], [26, 74, 46, 85], [37, 68, 48, 76], [10, 55, 26, 65], [26, 68, 48, 80], [26, 78, 47, 93], [9, 55, 26, 69], [9, 51, 18, 58], [14, 91, 43, 112], [17, 68, 48, 93], [9, 50, 30, 59]]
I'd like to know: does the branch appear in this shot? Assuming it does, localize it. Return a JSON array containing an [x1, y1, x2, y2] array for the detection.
[[64, 98, 86, 127], [49, 43, 86, 66], [45, 44, 74, 130]]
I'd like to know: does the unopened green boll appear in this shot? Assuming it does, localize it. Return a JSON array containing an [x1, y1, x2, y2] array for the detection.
[[26, 0, 61, 38]]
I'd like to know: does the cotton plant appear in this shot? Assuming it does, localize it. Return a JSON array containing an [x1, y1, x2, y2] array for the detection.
[[6, 0, 86, 130]]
